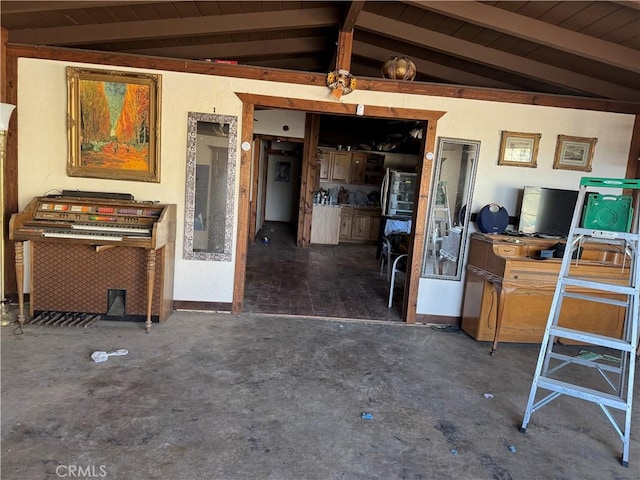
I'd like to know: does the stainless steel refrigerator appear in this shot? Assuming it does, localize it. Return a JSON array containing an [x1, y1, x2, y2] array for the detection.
[[380, 168, 417, 218]]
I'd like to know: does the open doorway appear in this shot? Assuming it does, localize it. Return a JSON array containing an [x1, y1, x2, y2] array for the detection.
[[233, 93, 446, 324], [244, 111, 424, 321]]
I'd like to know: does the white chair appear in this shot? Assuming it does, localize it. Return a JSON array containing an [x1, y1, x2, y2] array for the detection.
[[379, 236, 393, 279], [388, 253, 408, 308], [379, 232, 409, 281]]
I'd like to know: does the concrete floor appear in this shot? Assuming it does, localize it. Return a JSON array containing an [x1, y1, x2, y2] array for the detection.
[[1, 311, 638, 480]]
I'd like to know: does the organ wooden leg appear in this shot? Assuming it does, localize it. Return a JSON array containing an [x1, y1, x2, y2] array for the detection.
[[14, 241, 25, 325], [145, 249, 156, 333]]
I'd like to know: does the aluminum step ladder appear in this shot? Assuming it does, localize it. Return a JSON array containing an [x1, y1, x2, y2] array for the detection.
[[430, 181, 452, 273], [520, 177, 640, 467]]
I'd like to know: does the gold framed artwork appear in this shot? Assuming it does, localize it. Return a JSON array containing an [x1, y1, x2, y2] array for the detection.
[[497, 131, 541, 168], [67, 67, 162, 182], [553, 135, 597, 172]]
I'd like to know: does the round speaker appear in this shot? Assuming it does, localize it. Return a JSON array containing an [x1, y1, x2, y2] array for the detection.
[[477, 204, 509, 234]]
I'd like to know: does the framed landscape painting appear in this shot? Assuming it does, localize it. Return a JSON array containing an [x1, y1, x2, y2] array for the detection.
[[497, 131, 541, 168], [553, 135, 597, 172], [67, 67, 162, 182]]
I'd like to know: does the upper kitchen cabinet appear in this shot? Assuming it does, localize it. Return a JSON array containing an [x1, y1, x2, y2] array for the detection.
[[364, 154, 385, 185], [331, 151, 351, 182], [319, 149, 331, 180], [318, 148, 384, 186], [349, 153, 367, 184]]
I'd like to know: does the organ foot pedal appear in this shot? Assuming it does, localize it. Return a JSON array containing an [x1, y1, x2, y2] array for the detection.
[[26, 312, 101, 328]]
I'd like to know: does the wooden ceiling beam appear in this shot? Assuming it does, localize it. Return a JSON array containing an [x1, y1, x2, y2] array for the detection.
[[353, 41, 519, 90], [124, 36, 328, 60], [0, 1, 160, 14], [409, 1, 639, 73], [342, 1, 366, 33], [357, 11, 640, 101], [335, 30, 353, 72], [7, 6, 341, 46], [334, 2, 365, 72], [612, 1, 640, 11], [7, 43, 640, 114], [247, 57, 326, 72]]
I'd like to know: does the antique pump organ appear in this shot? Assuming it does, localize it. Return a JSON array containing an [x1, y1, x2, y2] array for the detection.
[[9, 193, 176, 332]]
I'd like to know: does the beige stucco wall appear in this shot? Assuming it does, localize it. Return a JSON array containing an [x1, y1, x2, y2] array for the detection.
[[16, 58, 634, 316]]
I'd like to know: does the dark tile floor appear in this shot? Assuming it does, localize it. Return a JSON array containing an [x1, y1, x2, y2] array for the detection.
[[244, 221, 403, 321]]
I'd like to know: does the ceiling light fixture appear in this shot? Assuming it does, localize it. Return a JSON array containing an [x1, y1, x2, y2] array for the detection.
[[381, 56, 417, 81]]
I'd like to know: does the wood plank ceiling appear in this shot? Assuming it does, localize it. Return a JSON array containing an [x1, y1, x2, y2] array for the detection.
[[1, 1, 639, 102]]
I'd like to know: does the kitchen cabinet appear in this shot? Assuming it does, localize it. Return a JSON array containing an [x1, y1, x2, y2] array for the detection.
[[311, 205, 341, 245], [351, 211, 369, 241], [331, 151, 351, 182], [367, 214, 381, 242], [318, 148, 384, 185], [364, 154, 385, 186], [339, 206, 381, 244], [339, 207, 353, 241], [319, 150, 331, 180], [349, 153, 367, 184]]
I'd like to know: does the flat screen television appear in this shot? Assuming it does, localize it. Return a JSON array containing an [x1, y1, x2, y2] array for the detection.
[[518, 186, 579, 237]]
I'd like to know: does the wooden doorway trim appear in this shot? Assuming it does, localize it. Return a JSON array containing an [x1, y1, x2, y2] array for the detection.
[[233, 93, 446, 323], [248, 137, 262, 244]]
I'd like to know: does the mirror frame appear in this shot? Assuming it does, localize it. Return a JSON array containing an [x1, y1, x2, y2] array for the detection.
[[183, 111, 238, 261], [421, 137, 480, 280]]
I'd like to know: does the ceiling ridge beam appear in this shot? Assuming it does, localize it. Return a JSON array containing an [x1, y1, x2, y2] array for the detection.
[[407, 1, 639, 73], [7, 6, 341, 46], [124, 36, 328, 60], [357, 11, 639, 101], [353, 41, 519, 90]]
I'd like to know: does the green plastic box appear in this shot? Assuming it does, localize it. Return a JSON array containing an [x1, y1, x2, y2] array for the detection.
[[581, 194, 633, 232]]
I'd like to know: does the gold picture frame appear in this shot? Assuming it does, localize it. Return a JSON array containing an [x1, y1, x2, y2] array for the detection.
[[497, 131, 541, 168], [67, 67, 162, 182], [553, 135, 597, 172]]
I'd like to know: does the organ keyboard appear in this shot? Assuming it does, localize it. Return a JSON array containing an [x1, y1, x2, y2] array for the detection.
[[9, 195, 177, 332]]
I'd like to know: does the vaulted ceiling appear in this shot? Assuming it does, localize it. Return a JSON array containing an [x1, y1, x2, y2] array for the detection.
[[1, 1, 639, 103]]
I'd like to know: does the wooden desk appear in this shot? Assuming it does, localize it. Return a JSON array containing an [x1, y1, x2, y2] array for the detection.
[[461, 233, 628, 352]]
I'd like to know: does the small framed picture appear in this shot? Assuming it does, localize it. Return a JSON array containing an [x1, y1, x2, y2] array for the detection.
[[553, 135, 597, 172], [275, 161, 291, 182], [497, 131, 541, 168]]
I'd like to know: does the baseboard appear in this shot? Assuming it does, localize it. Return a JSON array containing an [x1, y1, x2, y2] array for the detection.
[[173, 300, 232, 312], [414, 313, 460, 326]]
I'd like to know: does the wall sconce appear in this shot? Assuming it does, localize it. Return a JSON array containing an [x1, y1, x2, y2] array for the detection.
[[381, 56, 417, 81], [0, 103, 16, 317]]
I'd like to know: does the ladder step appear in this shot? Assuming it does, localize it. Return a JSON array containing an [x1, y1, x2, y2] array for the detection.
[[571, 227, 640, 241], [561, 277, 635, 295], [549, 326, 634, 351], [536, 376, 627, 410], [561, 291, 630, 308]]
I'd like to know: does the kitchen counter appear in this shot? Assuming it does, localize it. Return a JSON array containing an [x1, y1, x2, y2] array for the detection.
[[311, 205, 382, 245], [310, 205, 341, 244], [338, 204, 381, 209]]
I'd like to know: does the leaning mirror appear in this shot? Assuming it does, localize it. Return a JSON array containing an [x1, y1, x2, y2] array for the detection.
[[422, 137, 480, 280], [183, 112, 237, 261]]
